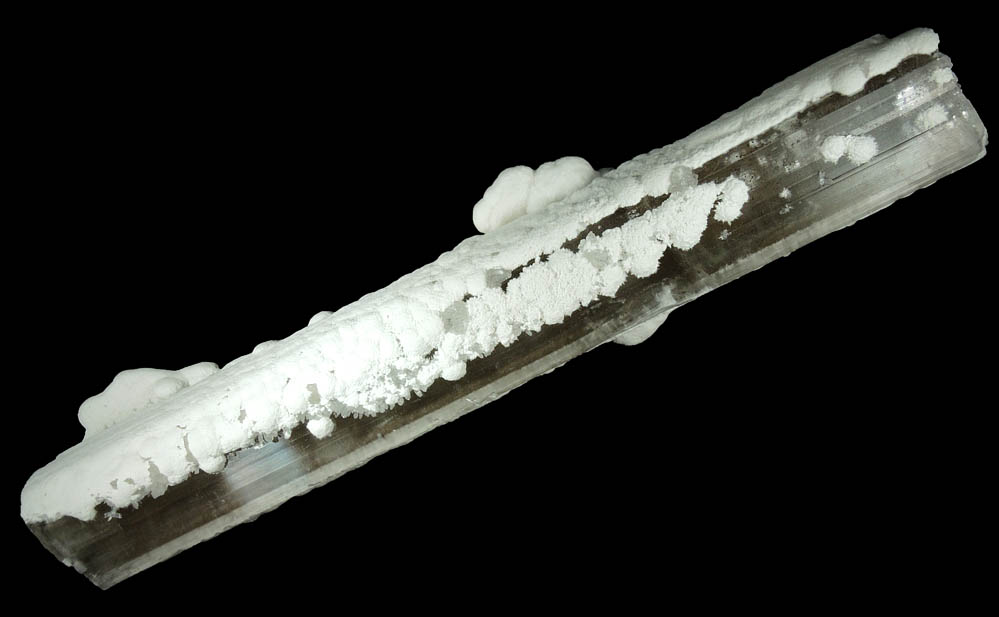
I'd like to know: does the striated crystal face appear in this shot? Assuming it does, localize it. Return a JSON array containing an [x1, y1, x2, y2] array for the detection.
[[20, 32, 987, 591]]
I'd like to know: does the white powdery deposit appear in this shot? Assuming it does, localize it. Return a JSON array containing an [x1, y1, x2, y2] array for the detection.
[[713, 176, 751, 223], [21, 29, 941, 524], [932, 67, 954, 85], [820, 134, 879, 164], [473, 157, 596, 233], [916, 104, 950, 130]]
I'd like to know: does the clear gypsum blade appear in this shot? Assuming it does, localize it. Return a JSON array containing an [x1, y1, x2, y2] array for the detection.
[[24, 45, 987, 589]]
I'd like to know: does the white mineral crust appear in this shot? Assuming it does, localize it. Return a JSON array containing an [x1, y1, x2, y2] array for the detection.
[[21, 29, 941, 524]]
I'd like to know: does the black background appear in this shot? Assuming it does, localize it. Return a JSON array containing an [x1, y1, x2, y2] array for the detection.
[[9, 11, 991, 607]]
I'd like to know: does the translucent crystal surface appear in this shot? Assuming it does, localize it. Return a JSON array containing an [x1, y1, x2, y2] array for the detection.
[[25, 49, 986, 589]]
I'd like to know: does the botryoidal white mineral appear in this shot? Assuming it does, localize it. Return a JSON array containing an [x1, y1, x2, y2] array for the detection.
[[21, 28, 946, 525]]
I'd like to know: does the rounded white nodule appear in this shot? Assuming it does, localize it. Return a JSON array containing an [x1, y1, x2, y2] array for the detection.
[[78, 362, 219, 439], [473, 157, 596, 233], [821, 134, 878, 165]]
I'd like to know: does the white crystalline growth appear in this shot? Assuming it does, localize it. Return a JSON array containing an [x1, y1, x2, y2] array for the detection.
[[820, 134, 879, 164], [713, 176, 751, 223], [79, 363, 219, 438], [21, 29, 941, 525], [932, 67, 954, 85], [306, 417, 335, 439], [473, 157, 597, 233], [830, 64, 868, 96], [916, 104, 950, 130]]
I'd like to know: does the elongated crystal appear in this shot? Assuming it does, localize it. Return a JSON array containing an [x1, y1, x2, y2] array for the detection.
[[21, 30, 987, 589]]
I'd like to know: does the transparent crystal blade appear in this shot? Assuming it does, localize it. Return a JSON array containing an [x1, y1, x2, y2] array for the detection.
[[26, 50, 986, 589]]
